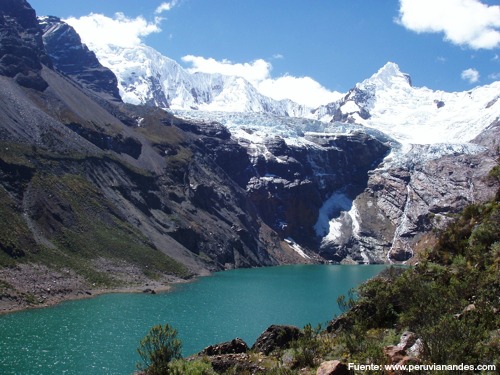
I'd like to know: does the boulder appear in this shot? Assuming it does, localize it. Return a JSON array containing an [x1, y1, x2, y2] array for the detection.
[[407, 338, 425, 358], [397, 331, 417, 350], [200, 338, 248, 356], [316, 360, 349, 375], [383, 345, 407, 364], [384, 332, 424, 374], [252, 325, 302, 355]]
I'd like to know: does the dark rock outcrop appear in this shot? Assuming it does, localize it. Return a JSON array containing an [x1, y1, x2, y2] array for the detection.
[[38, 16, 121, 101], [199, 338, 249, 356], [0, 0, 51, 90], [202, 353, 264, 374], [65, 122, 142, 158], [251, 325, 302, 355], [316, 360, 350, 375]]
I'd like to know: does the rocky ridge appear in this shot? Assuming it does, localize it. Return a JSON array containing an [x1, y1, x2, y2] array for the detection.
[[38, 16, 121, 101], [0, 0, 51, 90]]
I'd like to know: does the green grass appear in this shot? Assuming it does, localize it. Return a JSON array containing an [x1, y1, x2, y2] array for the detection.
[[0, 187, 38, 262], [0, 167, 189, 287]]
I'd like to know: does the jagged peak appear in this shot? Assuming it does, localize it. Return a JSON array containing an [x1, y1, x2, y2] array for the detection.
[[360, 61, 412, 89]]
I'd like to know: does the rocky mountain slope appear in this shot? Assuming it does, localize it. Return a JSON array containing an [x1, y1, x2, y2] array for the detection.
[[0, 0, 319, 311]]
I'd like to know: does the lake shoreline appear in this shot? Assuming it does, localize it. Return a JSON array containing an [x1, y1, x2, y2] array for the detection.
[[0, 268, 198, 315], [0, 262, 394, 315]]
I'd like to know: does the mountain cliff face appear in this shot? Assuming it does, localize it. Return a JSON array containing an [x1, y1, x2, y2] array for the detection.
[[313, 63, 499, 262], [225, 132, 391, 249], [0, 0, 51, 90], [38, 16, 121, 102]]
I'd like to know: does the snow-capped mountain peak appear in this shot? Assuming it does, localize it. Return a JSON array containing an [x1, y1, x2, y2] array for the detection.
[[360, 61, 412, 90], [315, 60, 499, 148], [52, 18, 498, 153], [82, 42, 312, 117]]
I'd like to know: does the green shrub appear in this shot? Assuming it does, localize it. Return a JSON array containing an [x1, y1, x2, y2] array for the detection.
[[167, 358, 216, 375], [290, 324, 322, 369], [332, 196, 500, 369], [137, 324, 183, 375]]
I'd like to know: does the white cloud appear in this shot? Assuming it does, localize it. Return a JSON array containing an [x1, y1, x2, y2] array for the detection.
[[489, 72, 500, 80], [258, 75, 342, 108], [397, 0, 500, 49], [65, 13, 161, 49], [155, 1, 178, 14], [181, 55, 341, 107], [182, 56, 272, 83], [461, 68, 480, 83]]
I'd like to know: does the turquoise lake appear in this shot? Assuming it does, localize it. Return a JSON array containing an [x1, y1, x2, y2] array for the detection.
[[0, 264, 388, 374]]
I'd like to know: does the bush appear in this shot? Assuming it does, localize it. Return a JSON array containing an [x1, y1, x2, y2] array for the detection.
[[167, 358, 216, 375], [137, 324, 183, 375], [291, 324, 322, 369]]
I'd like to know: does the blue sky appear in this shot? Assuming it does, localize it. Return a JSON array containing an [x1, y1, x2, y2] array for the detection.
[[30, 0, 500, 102]]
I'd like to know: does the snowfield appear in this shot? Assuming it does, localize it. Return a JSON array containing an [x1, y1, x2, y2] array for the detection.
[[88, 38, 499, 159]]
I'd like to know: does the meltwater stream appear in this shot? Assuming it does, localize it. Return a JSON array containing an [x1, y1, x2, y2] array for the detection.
[[0, 264, 387, 374]]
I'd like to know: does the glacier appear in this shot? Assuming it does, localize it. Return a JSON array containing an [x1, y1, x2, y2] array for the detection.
[[80, 38, 499, 262], [85, 39, 499, 154]]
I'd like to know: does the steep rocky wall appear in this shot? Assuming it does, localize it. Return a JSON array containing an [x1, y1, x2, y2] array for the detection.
[[334, 146, 499, 264], [39, 16, 121, 101], [221, 133, 391, 250], [0, 0, 51, 90]]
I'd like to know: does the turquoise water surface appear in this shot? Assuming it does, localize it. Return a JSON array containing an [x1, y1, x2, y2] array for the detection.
[[0, 264, 387, 374]]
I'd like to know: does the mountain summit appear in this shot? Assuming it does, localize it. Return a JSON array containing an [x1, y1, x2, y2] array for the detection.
[[70, 40, 310, 116], [38, 16, 121, 101], [58, 31, 497, 148], [362, 61, 412, 89]]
